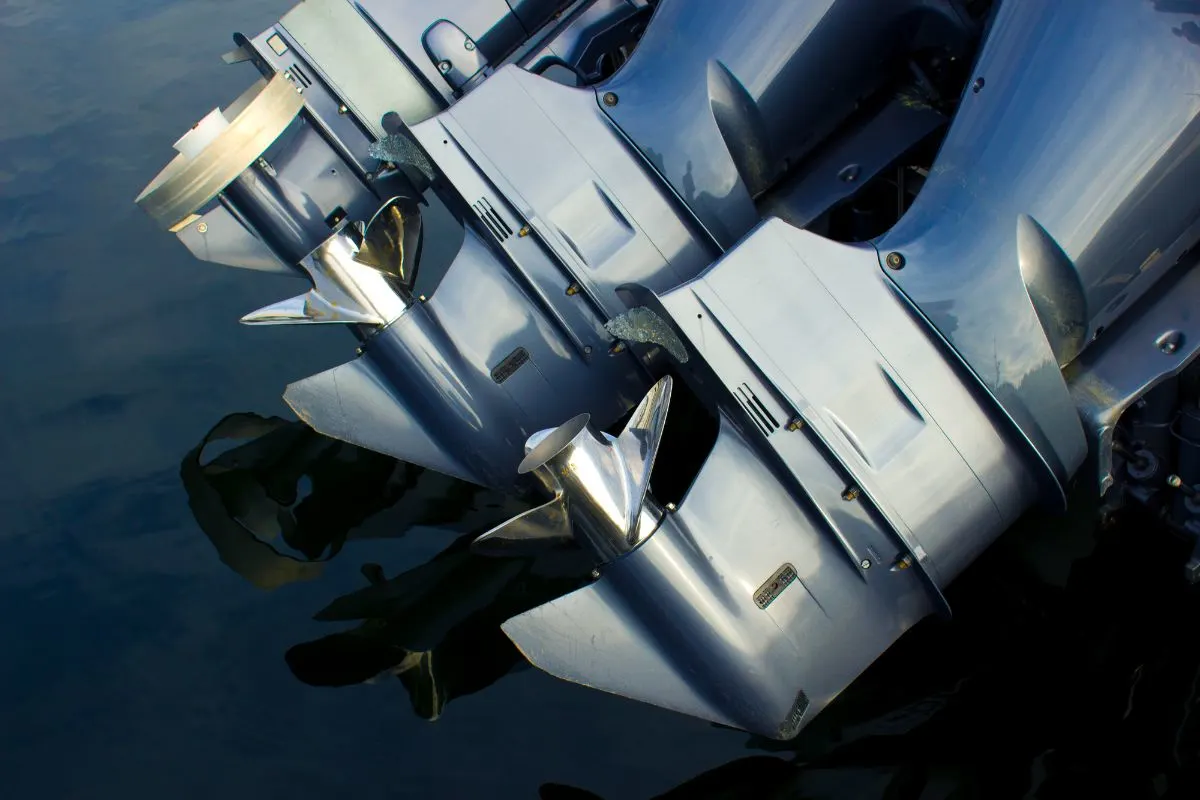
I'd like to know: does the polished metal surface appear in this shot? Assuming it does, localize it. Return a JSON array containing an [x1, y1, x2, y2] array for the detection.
[[503, 414, 935, 739], [1068, 260, 1200, 495], [136, 73, 303, 230], [354, 196, 423, 289], [241, 223, 411, 326], [877, 0, 1200, 498], [475, 376, 672, 561], [595, 0, 969, 247]]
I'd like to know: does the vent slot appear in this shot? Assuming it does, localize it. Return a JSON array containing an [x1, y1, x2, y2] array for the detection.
[[736, 383, 779, 437], [472, 198, 512, 242], [289, 63, 313, 87]]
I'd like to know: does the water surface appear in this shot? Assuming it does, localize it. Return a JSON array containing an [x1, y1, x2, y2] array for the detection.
[[1, 2, 1199, 797]]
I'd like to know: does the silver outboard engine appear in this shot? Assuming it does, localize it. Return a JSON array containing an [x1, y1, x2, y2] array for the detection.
[[138, 0, 1200, 739]]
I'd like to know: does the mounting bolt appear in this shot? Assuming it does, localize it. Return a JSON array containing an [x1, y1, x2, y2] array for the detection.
[[786, 417, 805, 432], [566, 283, 581, 296], [860, 558, 872, 570], [602, 92, 619, 107], [438, 60, 452, 74], [590, 569, 601, 579], [463, 39, 476, 51], [885, 251, 906, 270], [842, 486, 861, 502], [665, 502, 677, 512], [355, 346, 364, 356], [196, 222, 208, 234], [583, 345, 593, 356], [609, 341, 627, 354], [891, 554, 915, 571], [518, 226, 531, 237], [1168, 474, 1199, 499], [337, 104, 348, 115]]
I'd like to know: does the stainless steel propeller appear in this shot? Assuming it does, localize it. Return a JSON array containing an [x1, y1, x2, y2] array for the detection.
[[240, 196, 422, 327], [472, 376, 673, 561]]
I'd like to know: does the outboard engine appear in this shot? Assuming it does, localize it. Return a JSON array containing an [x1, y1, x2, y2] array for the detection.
[[137, 0, 1200, 739]]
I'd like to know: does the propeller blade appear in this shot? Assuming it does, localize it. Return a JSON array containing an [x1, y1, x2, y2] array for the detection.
[[471, 494, 576, 556], [240, 226, 410, 327], [613, 375, 672, 535], [353, 196, 423, 289], [474, 377, 674, 562], [240, 290, 384, 325]]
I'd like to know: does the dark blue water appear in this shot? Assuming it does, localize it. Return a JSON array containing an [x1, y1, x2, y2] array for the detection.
[[2, 2, 1200, 797]]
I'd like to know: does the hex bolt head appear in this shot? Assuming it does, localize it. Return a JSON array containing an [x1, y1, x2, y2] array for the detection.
[[602, 92, 619, 107], [885, 251, 906, 270]]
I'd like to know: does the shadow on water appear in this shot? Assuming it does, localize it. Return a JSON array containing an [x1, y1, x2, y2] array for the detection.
[[182, 412, 593, 721], [184, 414, 1200, 798]]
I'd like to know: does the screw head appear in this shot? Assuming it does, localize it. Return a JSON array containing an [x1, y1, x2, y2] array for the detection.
[[566, 283, 581, 296], [602, 92, 619, 107], [517, 226, 531, 237], [438, 60, 452, 74], [195, 222, 209, 234], [464, 39, 476, 51], [885, 251, 906, 270], [786, 417, 805, 432], [842, 486, 861, 502], [860, 558, 872, 570], [337, 104, 348, 115]]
